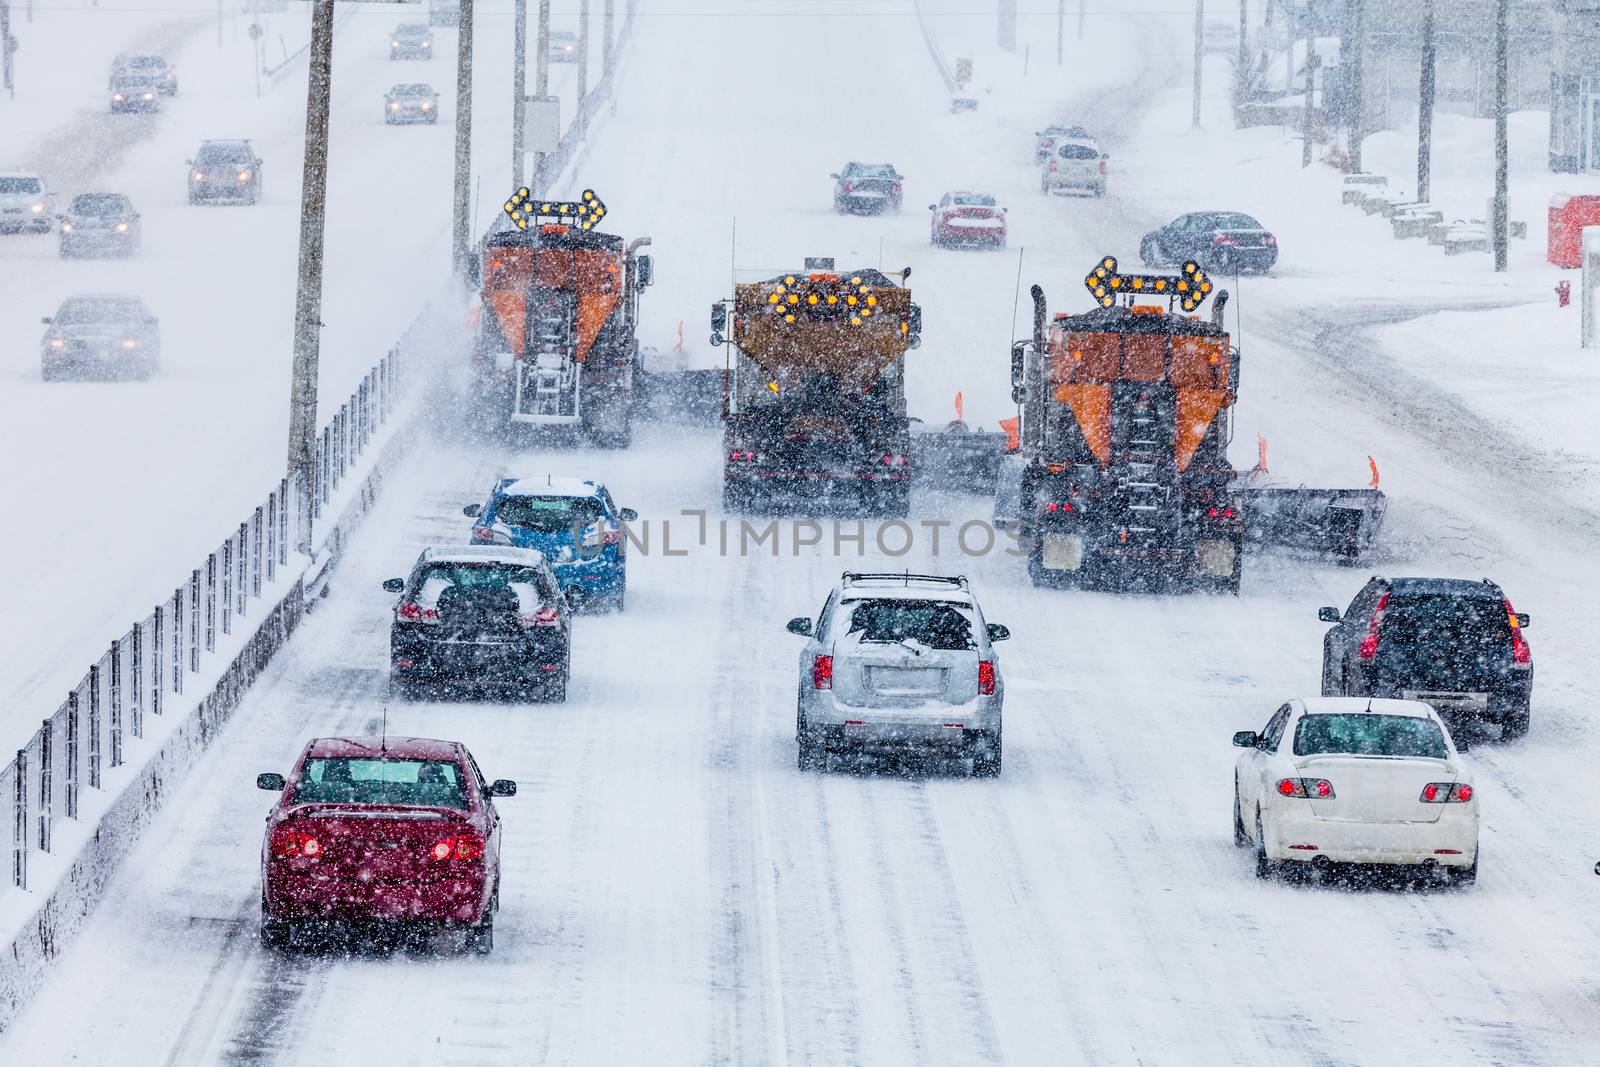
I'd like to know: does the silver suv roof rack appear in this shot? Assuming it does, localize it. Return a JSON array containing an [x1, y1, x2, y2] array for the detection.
[[840, 571, 968, 590]]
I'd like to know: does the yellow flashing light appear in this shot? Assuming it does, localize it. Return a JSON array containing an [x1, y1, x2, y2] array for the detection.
[[503, 186, 609, 231]]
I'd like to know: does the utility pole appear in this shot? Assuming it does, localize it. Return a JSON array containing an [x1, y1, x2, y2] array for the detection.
[[533, 0, 550, 192], [1348, 0, 1365, 171], [998, 0, 1016, 52], [1192, 0, 1204, 128], [602, 0, 614, 84], [1492, 0, 1508, 271], [451, 0, 474, 277], [1416, 0, 1435, 202], [1236, 0, 1249, 109], [2, 0, 15, 101], [1283, 0, 1294, 101], [216, 0, 223, 47], [287, 0, 335, 556], [1057, 0, 1064, 64], [1301, 31, 1318, 167], [576, 0, 590, 141], [1077, 0, 1084, 39], [512, 0, 527, 188]]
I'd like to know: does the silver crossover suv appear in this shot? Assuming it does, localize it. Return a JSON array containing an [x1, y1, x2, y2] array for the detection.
[[788, 572, 1009, 775]]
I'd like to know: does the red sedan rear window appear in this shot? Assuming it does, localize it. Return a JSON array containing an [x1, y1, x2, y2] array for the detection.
[[291, 758, 468, 809]]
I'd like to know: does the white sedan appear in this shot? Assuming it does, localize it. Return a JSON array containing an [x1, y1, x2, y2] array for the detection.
[[1232, 697, 1478, 884]]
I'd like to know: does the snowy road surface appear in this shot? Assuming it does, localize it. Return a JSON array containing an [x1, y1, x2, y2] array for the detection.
[[5, 0, 1600, 1062]]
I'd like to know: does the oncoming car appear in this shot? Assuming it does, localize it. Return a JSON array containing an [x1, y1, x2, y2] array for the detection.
[[110, 74, 160, 113], [385, 82, 440, 124], [549, 30, 579, 61], [464, 476, 637, 612], [110, 51, 177, 95], [40, 294, 160, 380], [59, 193, 141, 258], [392, 23, 434, 59], [257, 736, 517, 953], [0, 172, 54, 233], [187, 140, 262, 205], [385, 545, 572, 700], [929, 191, 1006, 248], [789, 572, 1010, 775], [1232, 697, 1479, 884]]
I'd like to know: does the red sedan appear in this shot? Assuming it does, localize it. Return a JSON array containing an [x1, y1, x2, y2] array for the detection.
[[257, 736, 517, 953], [929, 191, 1007, 248]]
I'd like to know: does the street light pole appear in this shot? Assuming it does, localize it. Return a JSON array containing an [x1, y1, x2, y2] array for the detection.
[[1492, 0, 1508, 271], [1192, 0, 1204, 128], [576, 0, 590, 141], [1236, 0, 1250, 109], [602, 0, 614, 84], [1301, 32, 1318, 167], [1057, 0, 1064, 65], [1348, 0, 1365, 171], [513, 0, 527, 188], [1416, 0, 1435, 203], [287, 0, 336, 555], [533, 0, 550, 193], [451, 0, 474, 277]]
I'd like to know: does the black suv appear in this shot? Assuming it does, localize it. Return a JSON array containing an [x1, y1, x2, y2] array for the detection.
[[1318, 577, 1533, 739], [384, 546, 572, 701]]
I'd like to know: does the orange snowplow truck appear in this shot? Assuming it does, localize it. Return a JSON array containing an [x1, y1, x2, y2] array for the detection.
[[999, 256, 1246, 592], [472, 188, 653, 447], [996, 255, 1386, 593]]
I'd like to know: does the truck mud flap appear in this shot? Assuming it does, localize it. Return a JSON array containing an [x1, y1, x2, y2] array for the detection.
[[1234, 486, 1387, 562], [635, 369, 723, 425], [911, 428, 1009, 495]]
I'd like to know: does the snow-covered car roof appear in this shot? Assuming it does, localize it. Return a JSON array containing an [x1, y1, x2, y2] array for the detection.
[[497, 476, 604, 499], [836, 573, 975, 605], [1297, 697, 1439, 720], [421, 545, 548, 567], [302, 735, 460, 761], [0, 170, 43, 180]]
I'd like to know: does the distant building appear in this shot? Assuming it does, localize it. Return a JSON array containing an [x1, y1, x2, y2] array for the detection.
[[1549, 0, 1600, 170]]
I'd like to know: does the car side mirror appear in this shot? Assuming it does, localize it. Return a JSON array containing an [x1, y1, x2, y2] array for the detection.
[[488, 779, 517, 797], [40, 316, 52, 325], [185, 159, 193, 165], [1101, 152, 1109, 160], [1515, 612, 1530, 628], [382, 578, 405, 593], [927, 204, 936, 211], [257, 772, 286, 791], [1232, 731, 1258, 749], [1317, 607, 1341, 623], [462, 503, 482, 517], [986, 623, 1011, 642], [619, 507, 638, 522], [829, 173, 840, 179], [786, 617, 813, 637], [1594, 859, 1600, 877]]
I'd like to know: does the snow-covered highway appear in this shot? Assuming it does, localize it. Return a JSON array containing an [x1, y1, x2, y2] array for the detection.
[[4, 0, 1600, 1062]]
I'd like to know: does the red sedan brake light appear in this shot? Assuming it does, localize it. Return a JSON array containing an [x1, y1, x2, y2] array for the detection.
[[519, 605, 561, 628], [430, 832, 487, 861], [269, 827, 322, 857]]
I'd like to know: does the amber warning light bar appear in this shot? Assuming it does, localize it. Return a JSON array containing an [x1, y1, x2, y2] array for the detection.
[[504, 187, 607, 231], [1084, 255, 1212, 313]]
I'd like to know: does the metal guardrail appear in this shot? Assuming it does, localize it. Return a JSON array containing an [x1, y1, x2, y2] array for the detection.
[[4, 341, 414, 897], [910, 0, 959, 94]]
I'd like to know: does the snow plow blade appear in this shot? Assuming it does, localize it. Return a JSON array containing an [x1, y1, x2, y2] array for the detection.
[[910, 423, 1009, 495], [1233, 485, 1387, 562]]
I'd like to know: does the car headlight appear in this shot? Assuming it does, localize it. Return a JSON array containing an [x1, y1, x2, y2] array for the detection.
[[420, 101, 431, 110], [50, 339, 65, 349], [116, 222, 129, 232], [421, 40, 430, 47], [113, 93, 125, 101], [61, 222, 73, 232], [122, 340, 138, 349], [390, 101, 400, 110], [31, 203, 44, 213], [194, 171, 205, 181], [164, 72, 172, 80], [238, 170, 251, 181], [392, 40, 400, 46], [143, 92, 154, 100]]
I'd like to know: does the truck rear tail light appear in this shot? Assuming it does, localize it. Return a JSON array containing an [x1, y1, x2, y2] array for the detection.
[[1263, 234, 1277, 245], [1045, 501, 1073, 513], [728, 450, 761, 462], [1206, 506, 1236, 519], [397, 601, 440, 624], [519, 605, 561, 628], [880, 454, 909, 466], [1420, 782, 1473, 803], [1357, 592, 1390, 661], [270, 827, 322, 857], [1276, 778, 1334, 799], [978, 661, 996, 695], [430, 832, 486, 861], [811, 655, 833, 690]]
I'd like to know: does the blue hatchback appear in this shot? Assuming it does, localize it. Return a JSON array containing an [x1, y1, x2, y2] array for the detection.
[[464, 476, 637, 612]]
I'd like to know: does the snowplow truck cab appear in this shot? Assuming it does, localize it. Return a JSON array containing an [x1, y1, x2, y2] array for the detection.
[[1009, 258, 1244, 592], [715, 263, 921, 515], [473, 189, 651, 448]]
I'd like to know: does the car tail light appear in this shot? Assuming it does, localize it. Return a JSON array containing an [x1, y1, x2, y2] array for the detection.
[[471, 526, 494, 542], [880, 454, 910, 466], [1044, 501, 1073, 513], [811, 655, 833, 690], [1504, 597, 1532, 667], [728, 450, 761, 463], [397, 601, 440, 624], [602, 528, 622, 546], [1420, 782, 1473, 803], [1212, 234, 1238, 246], [1098, 160, 1107, 175], [1357, 592, 1390, 661], [1048, 161, 1058, 172], [430, 832, 486, 861], [269, 827, 322, 857], [1206, 506, 1236, 519], [1276, 778, 1334, 799], [1263, 234, 1277, 246], [519, 605, 561, 628], [978, 661, 996, 695], [842, 182, 854, 194]]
